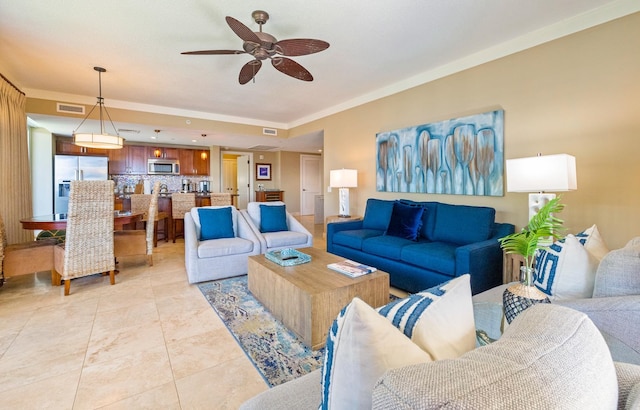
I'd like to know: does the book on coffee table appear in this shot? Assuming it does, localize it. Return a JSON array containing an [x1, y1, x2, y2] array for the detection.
[[327, 259, 377, 278]]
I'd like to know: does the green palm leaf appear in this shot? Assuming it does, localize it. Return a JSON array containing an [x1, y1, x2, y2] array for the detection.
[[498, 197, 565, 270]]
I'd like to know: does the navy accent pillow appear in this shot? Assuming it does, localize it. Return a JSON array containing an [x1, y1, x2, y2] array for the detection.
[[198, 207, 234, 240], [362, 199, 395, 230], [385, 201, 425, 241], [260, 204, 288, 233]]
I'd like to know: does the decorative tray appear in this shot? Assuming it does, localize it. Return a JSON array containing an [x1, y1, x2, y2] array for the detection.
[[265, 248, 311, 266]]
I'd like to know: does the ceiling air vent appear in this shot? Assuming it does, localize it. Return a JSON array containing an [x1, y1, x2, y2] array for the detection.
[[263, 127, 278, 136], [56, 102, 85, 115], [249, 145, 278, 151], [117, 129, 141, 134]]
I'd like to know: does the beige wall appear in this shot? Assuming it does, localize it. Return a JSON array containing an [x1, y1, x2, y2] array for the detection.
[[292, 12, 640, 249]]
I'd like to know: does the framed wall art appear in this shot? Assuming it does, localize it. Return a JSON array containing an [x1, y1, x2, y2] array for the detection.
[[256, 163, 272, 180], [375, 110, 504, 196]]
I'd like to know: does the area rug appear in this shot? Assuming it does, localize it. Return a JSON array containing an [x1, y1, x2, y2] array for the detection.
[[198, 276, 324, 387]]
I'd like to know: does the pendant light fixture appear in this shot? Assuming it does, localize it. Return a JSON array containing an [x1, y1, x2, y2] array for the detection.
[[153, 130, 162, 157], [73, 66, 124, 149], [200, 134, 208, 160]]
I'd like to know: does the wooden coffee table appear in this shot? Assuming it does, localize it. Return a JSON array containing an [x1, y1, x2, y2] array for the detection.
[[248, 247, 390, 350]]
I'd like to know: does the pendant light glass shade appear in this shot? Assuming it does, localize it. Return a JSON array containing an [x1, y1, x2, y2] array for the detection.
[[72, 67, 124, 149]]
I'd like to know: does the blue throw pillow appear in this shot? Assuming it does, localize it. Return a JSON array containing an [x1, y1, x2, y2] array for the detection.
[[362, 199, 395, 231], [197, 207, 234, 240], [432, 203, 495, 245], [260, 204, 288, 233], [385, 201, 424, 241]]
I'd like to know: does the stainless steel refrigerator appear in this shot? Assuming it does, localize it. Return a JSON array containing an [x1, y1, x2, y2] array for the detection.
[[54, 155, 109, 214]]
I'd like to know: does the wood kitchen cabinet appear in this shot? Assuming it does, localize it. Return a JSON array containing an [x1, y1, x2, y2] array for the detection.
[[178, 148, 210, 176], [108, 145, 147, 174], [150, 147, 178, 159], [55, 136, 108, 156], [192, 149, 210, 175]]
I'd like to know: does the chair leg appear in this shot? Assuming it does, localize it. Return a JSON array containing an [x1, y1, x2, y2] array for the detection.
[[109, 270, 115, 285], [153, 221, 159, 248], [64, 279, 70, 296], [51, 270, 62, 286], [147, 255, 153, 266]]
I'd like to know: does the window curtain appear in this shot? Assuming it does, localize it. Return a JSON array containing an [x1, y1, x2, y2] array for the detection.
[[0, 73, 33, 244]]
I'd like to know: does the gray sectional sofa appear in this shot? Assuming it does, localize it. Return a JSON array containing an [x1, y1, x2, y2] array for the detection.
[[327, 198, 515, 294]]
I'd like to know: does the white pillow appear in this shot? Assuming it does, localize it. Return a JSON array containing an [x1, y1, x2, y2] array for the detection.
[[377, 274, 476, 360], [534, 234, 599, 300], [576, 224, 609, 261], [320, 297, 431, 410]]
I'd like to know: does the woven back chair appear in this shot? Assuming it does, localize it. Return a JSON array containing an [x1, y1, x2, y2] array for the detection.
[[130, 183, 168, 246], [53, 180, 115, 295], [115, 182, 160, 266], [171, 193, 195, 242], [210, 193, 232, 206], [0, 212, 57, 285]]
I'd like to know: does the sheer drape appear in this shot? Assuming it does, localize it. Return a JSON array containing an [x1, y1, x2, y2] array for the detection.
[[0, 74, 33, 244]]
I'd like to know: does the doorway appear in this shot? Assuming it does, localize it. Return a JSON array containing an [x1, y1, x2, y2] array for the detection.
[[221, 151, 253, 209]]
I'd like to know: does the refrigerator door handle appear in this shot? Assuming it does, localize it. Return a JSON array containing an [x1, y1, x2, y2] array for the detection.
[[79, 169, 84, 180]]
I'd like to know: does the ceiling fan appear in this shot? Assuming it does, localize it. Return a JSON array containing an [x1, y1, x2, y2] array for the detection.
[[181, 10, 330, 84]]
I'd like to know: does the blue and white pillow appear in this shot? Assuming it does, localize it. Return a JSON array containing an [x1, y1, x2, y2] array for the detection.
[[534, 234, 599, 300], [576, 224, 609, 261], [377, 274, 476, 360], [319, 298, 430, 410]]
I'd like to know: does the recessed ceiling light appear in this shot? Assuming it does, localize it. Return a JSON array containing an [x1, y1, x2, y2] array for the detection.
[[191, 139, 197, 143]]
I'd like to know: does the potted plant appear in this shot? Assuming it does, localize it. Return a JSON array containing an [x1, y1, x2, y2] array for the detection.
[[498, 196, 565, 323]]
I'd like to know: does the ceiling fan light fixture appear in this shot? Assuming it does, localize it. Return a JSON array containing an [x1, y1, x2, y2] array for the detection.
[[72, 67, 124, 150]]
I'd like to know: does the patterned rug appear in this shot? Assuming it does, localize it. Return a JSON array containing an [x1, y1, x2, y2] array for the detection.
[[198, 276, 325, 387]]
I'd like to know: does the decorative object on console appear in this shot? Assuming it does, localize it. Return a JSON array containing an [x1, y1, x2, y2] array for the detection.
[[506, 153, 577, 220], [329, 169, 357, 218], [72, 67, 124, 150], [375, 110, 504, 196], [499, 197, 565, 323]]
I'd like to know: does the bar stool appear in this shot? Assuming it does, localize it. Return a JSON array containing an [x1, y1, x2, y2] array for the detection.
[[172, 193, 195, 242]]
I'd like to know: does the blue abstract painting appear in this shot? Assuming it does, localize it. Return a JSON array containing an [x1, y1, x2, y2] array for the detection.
[[376, 110, 504, 196]]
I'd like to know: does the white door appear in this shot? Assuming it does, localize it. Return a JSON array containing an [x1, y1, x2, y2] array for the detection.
[[222, 159, 237, 195], [300, 155, 321, 215], [236, 155, 250, 209]]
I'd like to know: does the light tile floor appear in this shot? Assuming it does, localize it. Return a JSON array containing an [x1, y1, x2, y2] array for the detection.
[[0, 215, 326, 409]]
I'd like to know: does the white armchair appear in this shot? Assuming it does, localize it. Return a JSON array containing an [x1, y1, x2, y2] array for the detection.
[[240, 201, 313, 253], [184, 205, 261, 284]]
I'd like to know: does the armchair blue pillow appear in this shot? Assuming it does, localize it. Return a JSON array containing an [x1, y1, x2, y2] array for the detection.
[[385, 201, 424, 241], [259, 204, 288, 233], [197, 207, 234, 240]]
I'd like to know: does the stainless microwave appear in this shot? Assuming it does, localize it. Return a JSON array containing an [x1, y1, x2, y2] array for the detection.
[[148, 158, 180, 175]]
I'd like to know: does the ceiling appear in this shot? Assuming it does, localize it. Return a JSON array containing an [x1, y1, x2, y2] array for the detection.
[[0, 0, 635, 153]]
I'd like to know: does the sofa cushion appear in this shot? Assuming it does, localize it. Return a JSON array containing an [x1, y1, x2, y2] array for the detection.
[[262, 231, 309, 249], [362, 198, 395, 231], [377, 274, 476, 360], [385, 201, 424, 241], [259, 204, 288, 233], [534, 234, 599, 300], [432, 203, 495, 245], [332, 229, 383, 251], [577, 224, 610, 261], [197, 237, 255, 258], [398, 199, 438, 240], [190, 205, 237, 240], [197, 207, 234, 240], [401, 241, 457, 276], [320, 297, 431, 410], [373, 304, 618, 409], [362, 235, 412, 261]]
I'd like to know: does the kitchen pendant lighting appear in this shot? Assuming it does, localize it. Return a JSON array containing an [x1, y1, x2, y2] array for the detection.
[[73, 66, 124, 149], [200, 134, 208, 160], [153, 130, 162, 157]]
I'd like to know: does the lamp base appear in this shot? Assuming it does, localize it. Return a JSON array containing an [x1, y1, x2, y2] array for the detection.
[[338, 188, 350, 219], [528, 193, 556, 220]]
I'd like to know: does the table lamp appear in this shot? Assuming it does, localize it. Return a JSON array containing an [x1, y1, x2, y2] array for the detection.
[[330, 169, 358, 218], [506, 153, 577, 220]]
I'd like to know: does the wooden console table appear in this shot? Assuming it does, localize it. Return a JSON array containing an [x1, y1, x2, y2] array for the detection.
[[255, 190, 284, 202]]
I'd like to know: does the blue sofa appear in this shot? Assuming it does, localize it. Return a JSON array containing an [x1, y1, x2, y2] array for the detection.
[[326, 199, 515, 295]]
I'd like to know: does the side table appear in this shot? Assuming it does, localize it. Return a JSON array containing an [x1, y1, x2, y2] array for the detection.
[[323, 214, 361, 239]]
